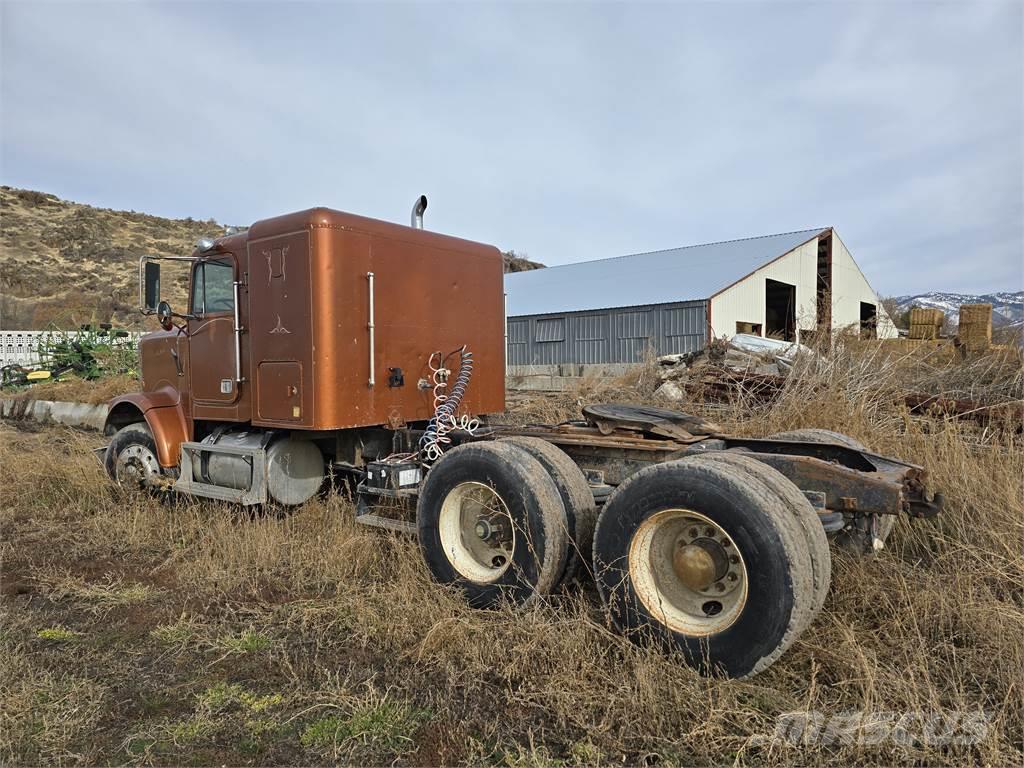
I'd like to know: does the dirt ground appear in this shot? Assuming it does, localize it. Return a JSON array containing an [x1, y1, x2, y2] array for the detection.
[[1, 374, 1022, 768]]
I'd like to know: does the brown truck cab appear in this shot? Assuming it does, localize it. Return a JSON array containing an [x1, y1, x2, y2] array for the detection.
[[105, 198, 505, 505]]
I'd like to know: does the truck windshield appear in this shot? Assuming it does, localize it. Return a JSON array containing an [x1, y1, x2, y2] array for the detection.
[[191, 260, 235, 315]]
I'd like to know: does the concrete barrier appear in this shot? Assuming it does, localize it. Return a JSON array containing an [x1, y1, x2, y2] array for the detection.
[[507, 363, 640, 391], [0, 398, 109, 431]]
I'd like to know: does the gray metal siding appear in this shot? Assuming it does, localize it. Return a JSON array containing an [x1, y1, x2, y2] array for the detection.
[[507, 300, 707, 366], [507, 319, 528, 344]]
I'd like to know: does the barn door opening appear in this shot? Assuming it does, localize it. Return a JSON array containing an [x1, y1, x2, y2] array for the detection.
[[860, 301, 877, 339], [765, 279, 796, 341]]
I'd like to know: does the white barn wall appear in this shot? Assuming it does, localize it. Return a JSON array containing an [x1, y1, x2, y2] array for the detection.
[[831, 232, 898, 338], [708, 238, 820, 341]]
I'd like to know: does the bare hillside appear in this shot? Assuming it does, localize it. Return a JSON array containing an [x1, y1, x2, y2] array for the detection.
[[0, 187, 225, 329], [0, 187, 544, 330]]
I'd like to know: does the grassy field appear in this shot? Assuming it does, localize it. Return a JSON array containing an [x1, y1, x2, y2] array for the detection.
[[1, 342, 1022, 766]]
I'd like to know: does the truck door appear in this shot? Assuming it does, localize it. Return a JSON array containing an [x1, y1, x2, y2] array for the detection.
[[247, 231, 313, 427], [188, 256, 241, 405]]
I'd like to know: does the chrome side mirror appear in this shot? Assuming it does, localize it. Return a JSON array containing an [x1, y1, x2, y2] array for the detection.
[[157, 301, 174, 331]]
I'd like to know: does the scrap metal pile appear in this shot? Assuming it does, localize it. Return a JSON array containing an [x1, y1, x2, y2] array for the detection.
[[653, 334, 802, 406], [653, 333, 1023, 432]]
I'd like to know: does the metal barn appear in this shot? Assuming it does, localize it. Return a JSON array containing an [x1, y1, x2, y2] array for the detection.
[[505, 227, 896, 369]]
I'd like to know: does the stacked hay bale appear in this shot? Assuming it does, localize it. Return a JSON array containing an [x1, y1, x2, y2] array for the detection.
[[909, 307, 944, 339], [958, 303, 992, 353]]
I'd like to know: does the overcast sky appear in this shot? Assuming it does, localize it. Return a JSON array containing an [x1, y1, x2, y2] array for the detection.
[[2, 1, 1021, 296]]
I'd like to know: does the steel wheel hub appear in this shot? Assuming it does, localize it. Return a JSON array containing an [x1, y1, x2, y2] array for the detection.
[[629, 509, 748, 636], [438, 481, 515, 583], [115, 444, 161, 488], [673, 528, 742, 597]]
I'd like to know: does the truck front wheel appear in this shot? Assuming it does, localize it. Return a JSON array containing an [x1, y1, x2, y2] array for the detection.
[[593, 457, 815, 678], [104, 422, 164, 489]]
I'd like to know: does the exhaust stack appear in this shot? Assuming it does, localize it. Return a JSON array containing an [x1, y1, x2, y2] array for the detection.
[[411, 195, 428, 229]]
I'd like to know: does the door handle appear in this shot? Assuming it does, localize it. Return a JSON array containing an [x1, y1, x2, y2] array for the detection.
[[170, 347, 183, 377]]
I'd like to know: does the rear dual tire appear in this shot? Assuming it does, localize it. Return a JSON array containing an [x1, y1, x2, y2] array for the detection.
[[417, 440, 831, 678], [416, 442, 569, 608], [497, 436, 596, 585], [593, 454, 826, 678]]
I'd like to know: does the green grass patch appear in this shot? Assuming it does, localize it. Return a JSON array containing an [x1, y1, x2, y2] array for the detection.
[[197, 682, 283, 715], [122, 682, 285, 759], [167, 717, 215, 745], [569, 740, 606, 765], [300, 700, 430, 755], [150, 618, 196, 647], [35, 627, 81, 642], [213, 630, 272, 654]]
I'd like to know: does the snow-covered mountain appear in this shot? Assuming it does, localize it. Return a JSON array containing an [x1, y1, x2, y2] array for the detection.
[[892, 291, 1024, 328]]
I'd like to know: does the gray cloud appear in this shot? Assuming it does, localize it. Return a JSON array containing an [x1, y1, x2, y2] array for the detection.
[[2, 0, 1021, 295]]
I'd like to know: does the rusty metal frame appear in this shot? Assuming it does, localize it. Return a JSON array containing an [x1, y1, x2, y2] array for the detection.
[[491, 423, 942, 520]]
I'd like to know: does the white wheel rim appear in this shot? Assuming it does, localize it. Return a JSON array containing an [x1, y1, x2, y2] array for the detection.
[[438, 481, 515, 583], [629, 509, 748, 636], [115, 443, 160, 487]]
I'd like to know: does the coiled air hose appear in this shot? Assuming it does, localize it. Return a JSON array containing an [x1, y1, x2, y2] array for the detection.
[[419, 346, 480, 462]]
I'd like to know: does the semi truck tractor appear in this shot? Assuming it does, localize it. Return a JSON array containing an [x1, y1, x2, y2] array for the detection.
[[102, 197, 942, 678]]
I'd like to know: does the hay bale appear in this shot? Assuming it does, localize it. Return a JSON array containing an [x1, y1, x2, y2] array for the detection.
[[909, 322, 941, 340], [959, 303, 992, 325], [908, 307, 944, 339], [911, 307, 943, 325], [958, 303, 992, 351]]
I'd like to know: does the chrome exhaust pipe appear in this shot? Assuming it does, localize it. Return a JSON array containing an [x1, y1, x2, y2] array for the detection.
[[411, 195, 428, 229]]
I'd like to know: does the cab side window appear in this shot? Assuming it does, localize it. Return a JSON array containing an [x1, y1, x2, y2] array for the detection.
[[190, 261, 235, 315]]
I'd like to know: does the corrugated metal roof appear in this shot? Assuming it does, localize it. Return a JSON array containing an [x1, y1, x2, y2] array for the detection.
[[505, 228, 826, 316]]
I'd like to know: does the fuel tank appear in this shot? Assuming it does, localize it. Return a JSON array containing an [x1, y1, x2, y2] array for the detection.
[[197, 430, 324, 506]]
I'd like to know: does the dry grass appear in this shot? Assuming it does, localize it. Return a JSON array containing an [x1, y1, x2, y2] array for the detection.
[[1, 348, 1023, 765], [3, 373, 139, 405]]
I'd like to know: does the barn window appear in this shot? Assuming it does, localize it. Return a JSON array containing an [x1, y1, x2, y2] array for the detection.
[[615, 310, 651, 339], [663, 307, 701, 337], [535, 318, 566, 342], [507, 320, 527, 344], [574, 314, 605, 341]]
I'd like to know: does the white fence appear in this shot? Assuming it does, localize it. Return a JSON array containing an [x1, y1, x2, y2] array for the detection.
[[0, 331, 48, 367], [0, 330, 141, 368]]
